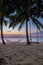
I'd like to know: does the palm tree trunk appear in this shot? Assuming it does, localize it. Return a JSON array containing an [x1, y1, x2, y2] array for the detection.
[[29, 22, 32, 41], [37, 27, 39, 44], [26, 20, 30, 45], [37, 28, 38, 42], [1, 16, 6, 44]]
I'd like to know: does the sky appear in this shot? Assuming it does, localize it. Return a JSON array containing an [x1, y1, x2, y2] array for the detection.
[[0, 17, 43, 36]]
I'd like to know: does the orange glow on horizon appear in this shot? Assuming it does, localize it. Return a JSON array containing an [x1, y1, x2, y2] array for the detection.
[[2, 31, 26, 36]]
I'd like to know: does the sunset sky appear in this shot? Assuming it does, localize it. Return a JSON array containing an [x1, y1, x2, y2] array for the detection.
[[0, 17, 43, 36]]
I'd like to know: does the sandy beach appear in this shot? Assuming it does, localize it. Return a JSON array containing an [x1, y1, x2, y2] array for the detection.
[[0, 42, 43, 65]]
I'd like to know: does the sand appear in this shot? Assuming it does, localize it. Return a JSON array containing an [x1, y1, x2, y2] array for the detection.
[[0, 42, 43, 65]]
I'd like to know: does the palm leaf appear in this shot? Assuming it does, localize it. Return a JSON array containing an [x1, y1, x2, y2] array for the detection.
[[31, 17, 41, 30], [40, 13, 43, 18], [9, 21, 13, 28], [4, 20, 8, 26], [0, 19, 1, 26], [18, 19, 25, 31], [31, 17, 43, 29]]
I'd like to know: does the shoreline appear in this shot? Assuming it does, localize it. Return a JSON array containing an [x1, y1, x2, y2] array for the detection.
[[0, 41, 43, 44]]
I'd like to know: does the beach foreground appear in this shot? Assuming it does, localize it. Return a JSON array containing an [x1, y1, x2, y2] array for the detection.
[[0, 42, 43, 65]]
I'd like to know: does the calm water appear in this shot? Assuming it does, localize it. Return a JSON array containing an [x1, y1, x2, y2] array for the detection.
[[0, 37, 43, 44]]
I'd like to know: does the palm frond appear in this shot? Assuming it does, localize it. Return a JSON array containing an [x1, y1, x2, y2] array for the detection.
[[31, 17, 41, 30], [34, 18, 43, 29], [9, 21, 13, 28], [4, 20, 8, 26], [18, 20, 25, 31], [40, 13, 43, 18]]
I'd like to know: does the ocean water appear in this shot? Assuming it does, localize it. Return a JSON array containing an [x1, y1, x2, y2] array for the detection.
[[0, 37, 43, 44]]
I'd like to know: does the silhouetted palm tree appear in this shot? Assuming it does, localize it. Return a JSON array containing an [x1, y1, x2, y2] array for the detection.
[[0, 0, 43, 44], [9, 0, 43, 45], [9, 0, 34, 44], [0, 0, 15, 44], [1, 16, 5, 44]]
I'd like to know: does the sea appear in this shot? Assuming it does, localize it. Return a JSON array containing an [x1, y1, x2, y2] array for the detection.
[[0, 37, 43, 44]]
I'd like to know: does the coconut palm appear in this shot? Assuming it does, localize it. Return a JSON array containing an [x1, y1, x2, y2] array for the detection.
[[0, 0, 15, 44], [8, 0, 35, 44], [9, 0, 43, 45]]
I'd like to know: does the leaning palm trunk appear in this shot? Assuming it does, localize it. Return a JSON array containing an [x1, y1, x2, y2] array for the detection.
[[1, 16, 5, 44], [26, 20, 30, 45], [37, 27, 39, 44], [29, 22, 32, 41], [37, 28, 38, 42]]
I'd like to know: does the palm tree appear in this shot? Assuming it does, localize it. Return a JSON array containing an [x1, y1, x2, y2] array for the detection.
[[9, 0, 43, 45], [0, 0, 15, 44], [26, 20, 29, 44], [1, 16, 5, 44], [9, 0, 34, 44]]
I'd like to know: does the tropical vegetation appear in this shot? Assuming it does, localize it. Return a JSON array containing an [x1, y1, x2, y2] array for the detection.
[[0, 0, 15, 44], [9, 0, 43, 44], [0, 0, 43, 44]]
